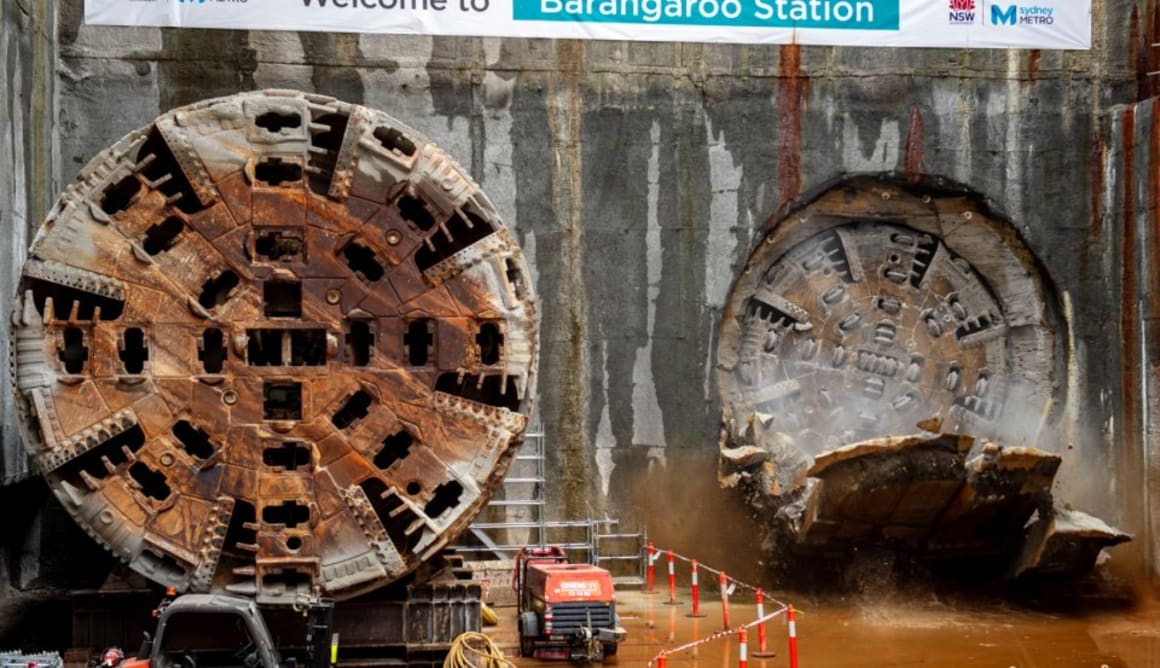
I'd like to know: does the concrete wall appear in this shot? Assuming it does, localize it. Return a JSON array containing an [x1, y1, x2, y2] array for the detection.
[[1104, 95, 1160, 580], [0, 0, 56, 487], [4, 0, 1160, 585]]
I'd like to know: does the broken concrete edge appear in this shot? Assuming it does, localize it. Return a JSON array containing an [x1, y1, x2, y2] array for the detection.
[[724, 430, 1132, 581], [1010, 506, 1134, 580], [807, 432, 975, 478]]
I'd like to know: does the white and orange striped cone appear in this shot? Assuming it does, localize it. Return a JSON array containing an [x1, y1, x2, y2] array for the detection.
[[719, 570, 732, 630], [685, 558, 707, 618], [787, 605, 799, 668], [751, 588, 776, 658], [666, 550, 683, 606]]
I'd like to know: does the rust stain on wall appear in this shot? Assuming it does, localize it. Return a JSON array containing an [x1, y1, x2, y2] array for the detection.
[[904, 105, 925, 183], [1120, 106, 1142, 510], [1132, 0, 1160, 101], [776, 44, 807, 203], [1148, 100, 1160, 358], [1027, 50, 1042, 82]]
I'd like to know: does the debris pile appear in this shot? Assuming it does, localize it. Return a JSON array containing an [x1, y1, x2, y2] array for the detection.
[[724, 431, 1130, 580]]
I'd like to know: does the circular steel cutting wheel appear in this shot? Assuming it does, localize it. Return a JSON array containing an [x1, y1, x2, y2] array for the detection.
[[11, 91, 538, 603], [717, 178, 1058, 493]]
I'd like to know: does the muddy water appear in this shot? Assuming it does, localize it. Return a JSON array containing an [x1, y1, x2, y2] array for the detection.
[[503, 590, 1160, 667]]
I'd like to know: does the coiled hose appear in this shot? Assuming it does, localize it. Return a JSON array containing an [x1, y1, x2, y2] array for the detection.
[[443, 632, 515, 668]]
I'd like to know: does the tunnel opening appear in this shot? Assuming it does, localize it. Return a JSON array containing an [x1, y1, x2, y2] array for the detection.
[[715, 176, 1118, 589]]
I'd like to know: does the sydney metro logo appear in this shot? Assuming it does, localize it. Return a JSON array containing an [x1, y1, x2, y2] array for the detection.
[[948, 0, 975, 23]]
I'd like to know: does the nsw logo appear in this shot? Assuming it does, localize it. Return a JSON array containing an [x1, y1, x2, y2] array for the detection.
[[948, 0, 975, 24]]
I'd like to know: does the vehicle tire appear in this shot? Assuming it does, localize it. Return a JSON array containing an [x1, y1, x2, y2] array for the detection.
[[602, 642, 618, 657], [518, 611, 540, 657]]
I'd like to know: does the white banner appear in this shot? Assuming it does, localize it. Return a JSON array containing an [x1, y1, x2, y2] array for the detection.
[[85, 0, 1091, 49]]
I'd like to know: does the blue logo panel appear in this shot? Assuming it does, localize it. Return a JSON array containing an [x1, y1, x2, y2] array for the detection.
[[990, 3, 1016, 24]]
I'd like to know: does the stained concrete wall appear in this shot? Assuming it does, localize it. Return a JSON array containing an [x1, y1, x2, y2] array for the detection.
[[4, 0, 1160, 587], [1104, 96, 1160, 580], [0, 0, 55, 487]]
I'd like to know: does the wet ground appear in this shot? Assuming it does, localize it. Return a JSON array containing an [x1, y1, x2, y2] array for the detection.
[[494, 589, 1160, 667]]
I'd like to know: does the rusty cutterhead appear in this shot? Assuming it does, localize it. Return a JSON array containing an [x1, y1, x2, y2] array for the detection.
[[11, 91, 538, 604]]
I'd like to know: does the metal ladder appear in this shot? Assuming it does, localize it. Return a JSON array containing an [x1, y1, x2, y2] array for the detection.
[[455, 428, 647, 587]]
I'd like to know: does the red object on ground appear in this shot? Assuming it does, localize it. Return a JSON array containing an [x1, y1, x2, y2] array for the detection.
[[739, 627, 749, 668], [527, 562, 615, 603], [788, 605, 799, 668], [667, 550, 677, 604], [690, 560, 701, 615], [657, 653, 668, 668], [720, 571, 731, 630], [647, 542, 656, 593], [756, 589, 767, 653]]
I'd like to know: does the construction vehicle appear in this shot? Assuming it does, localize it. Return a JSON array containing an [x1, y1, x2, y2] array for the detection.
[[514, 547, 625, 662], [11, 90, 538, 664], [122, 593, 332, 668]]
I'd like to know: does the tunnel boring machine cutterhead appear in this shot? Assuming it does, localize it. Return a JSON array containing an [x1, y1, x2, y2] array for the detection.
[[9, 90, 539, 605]]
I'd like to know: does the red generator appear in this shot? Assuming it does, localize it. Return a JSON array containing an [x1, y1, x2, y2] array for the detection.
[[514, 547, 626, 662]]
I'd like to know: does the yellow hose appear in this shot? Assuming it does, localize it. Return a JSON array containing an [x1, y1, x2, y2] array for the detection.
[[443, 631, 514, 668], [481, 603, 499, 626]]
